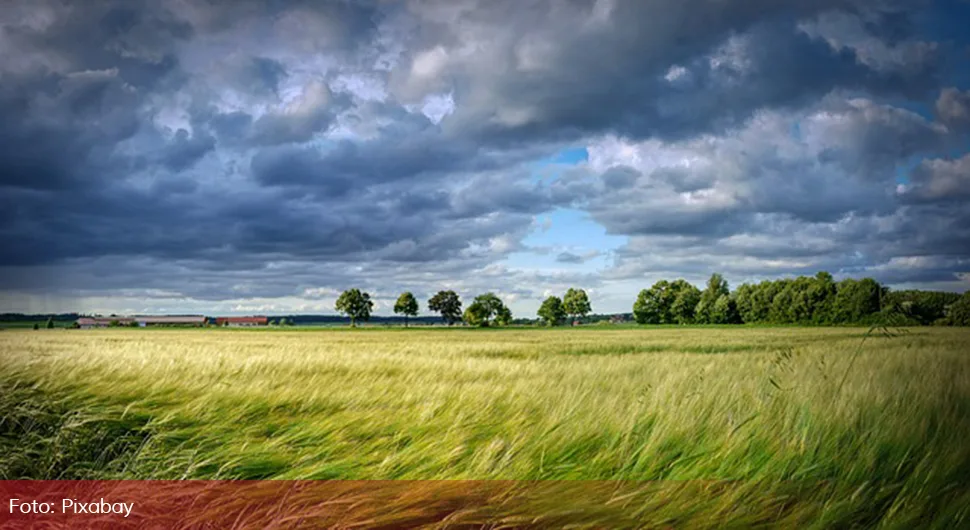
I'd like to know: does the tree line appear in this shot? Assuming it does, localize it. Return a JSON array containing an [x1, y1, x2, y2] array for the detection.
[[632, 272, 970, 326], [335, 288, 521, 327], [335, 288, 591, 327], [334, 272, 970, 327]]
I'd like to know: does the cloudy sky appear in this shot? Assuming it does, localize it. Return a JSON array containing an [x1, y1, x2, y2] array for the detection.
[[2, 0, 969, 317]]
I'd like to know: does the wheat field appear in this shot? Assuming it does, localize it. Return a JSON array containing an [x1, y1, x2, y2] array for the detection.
[[1, 326, 969, 527]]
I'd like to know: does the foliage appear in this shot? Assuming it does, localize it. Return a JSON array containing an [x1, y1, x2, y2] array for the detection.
[[633, 280, 699, 324], [45, 317, 54, 329], [335, 288, 374, 327], [945, 291, 970, 326], [694, 273, 730, 324], [393, 292, 420, 327], [428, 290, 463, 325], [463, 293, 511, 327], [635, 271, 965, 326], [495, 305, 513, 326], [537, 296, 566, 326], [562, 288, 591, 321]]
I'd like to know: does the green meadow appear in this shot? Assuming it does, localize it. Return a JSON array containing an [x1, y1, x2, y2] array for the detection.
[[1, 327, 968, 527]]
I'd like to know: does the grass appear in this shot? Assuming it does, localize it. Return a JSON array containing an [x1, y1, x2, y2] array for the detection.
[[1, 327, 968, 527]]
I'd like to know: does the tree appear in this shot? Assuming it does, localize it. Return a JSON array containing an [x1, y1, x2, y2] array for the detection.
[[45, 317, 54, 329], [428, 290, 463, 325], [670, 280, 701, 324], [537, 296, 566, 326], [393, 292, 419, 327], [463, 303, 489, 327], [32, 323, 39, 330], [695, 273, 730, 324], [711, 294, 741, 324], [633, 288, 660, 324], [833, 278, 882, 323], [563, 288, 591, 323], [335, 288, 373, 327], [463, 293, 511, 327], [945, 291, 970, 326], [633, 280, 678, 324], [495, 305, 513, 326]]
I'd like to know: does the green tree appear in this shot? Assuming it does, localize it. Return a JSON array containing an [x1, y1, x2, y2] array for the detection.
[[711, 294, 741, 324], [833, 278, 882, 323], [807, 272, 838, 324], [428, 290, 463, 325], [633, 280, 682, 324], [393, 292, 419, 327], [670, 280, 701, 324], [695, 273, 729, 324], [734, 283, 756, 323], [495, 305, 513, 326], [945, 291, 970, 326], [32, 323, 39, 330], [45, 317, 55, 329], [563, 288, 592, 323], [463, 303, 489, 327], [335, 288, 373, 327], [463, 293, 510, 327], [537, 296, 566, 326]]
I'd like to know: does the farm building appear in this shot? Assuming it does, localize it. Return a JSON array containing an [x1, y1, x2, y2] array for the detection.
[[135, 316, 207, 327], [76, 317, 135, 328], [75, 316, 206, 328], [212, 316, 269, 327]]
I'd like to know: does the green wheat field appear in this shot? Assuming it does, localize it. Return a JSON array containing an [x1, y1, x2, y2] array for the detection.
[[2, 327, 969, 528]]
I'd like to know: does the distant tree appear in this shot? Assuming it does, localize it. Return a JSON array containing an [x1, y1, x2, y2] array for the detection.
[[633, 280, 678, 324], [463, 293, 510, 327], [428, 290, 463, 325], [695, 273, 730, 324], [807, 272, 838, 324], [45, 317, 54, 329], [734, 283, 756, 323], [33, 323, 39, 330], [335, 288, 374, 327], [463, 303, 489, 327], [711, 294, 741, 324], [670, 280, 701, 324], [883, 289, 961, 325], [833, 278, 882, 323], [393, 292, 420, 327], [945, 291, 970, 326], [495, 305, 513, 326], [563, 288, 591, 323], [537, 296, 566, 326]]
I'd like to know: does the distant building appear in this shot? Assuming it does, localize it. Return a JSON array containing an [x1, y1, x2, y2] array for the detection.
[[212, 316, 269, 327], [75, 315, 206, 328], [135, 316, 206, 327], [76, 317, 135, 329]]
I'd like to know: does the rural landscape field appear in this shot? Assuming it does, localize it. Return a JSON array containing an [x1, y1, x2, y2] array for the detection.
[[2, 326, 968, 527]]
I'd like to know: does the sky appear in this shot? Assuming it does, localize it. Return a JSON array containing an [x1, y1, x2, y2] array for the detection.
[[1, 0, 969, 317]]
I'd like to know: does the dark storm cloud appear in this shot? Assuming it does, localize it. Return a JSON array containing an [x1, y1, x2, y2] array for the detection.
[[395, 0, 937, 145], [936, 87, 970, 130], [1, 0, 968, 312], [158, 129, 216, 171]]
